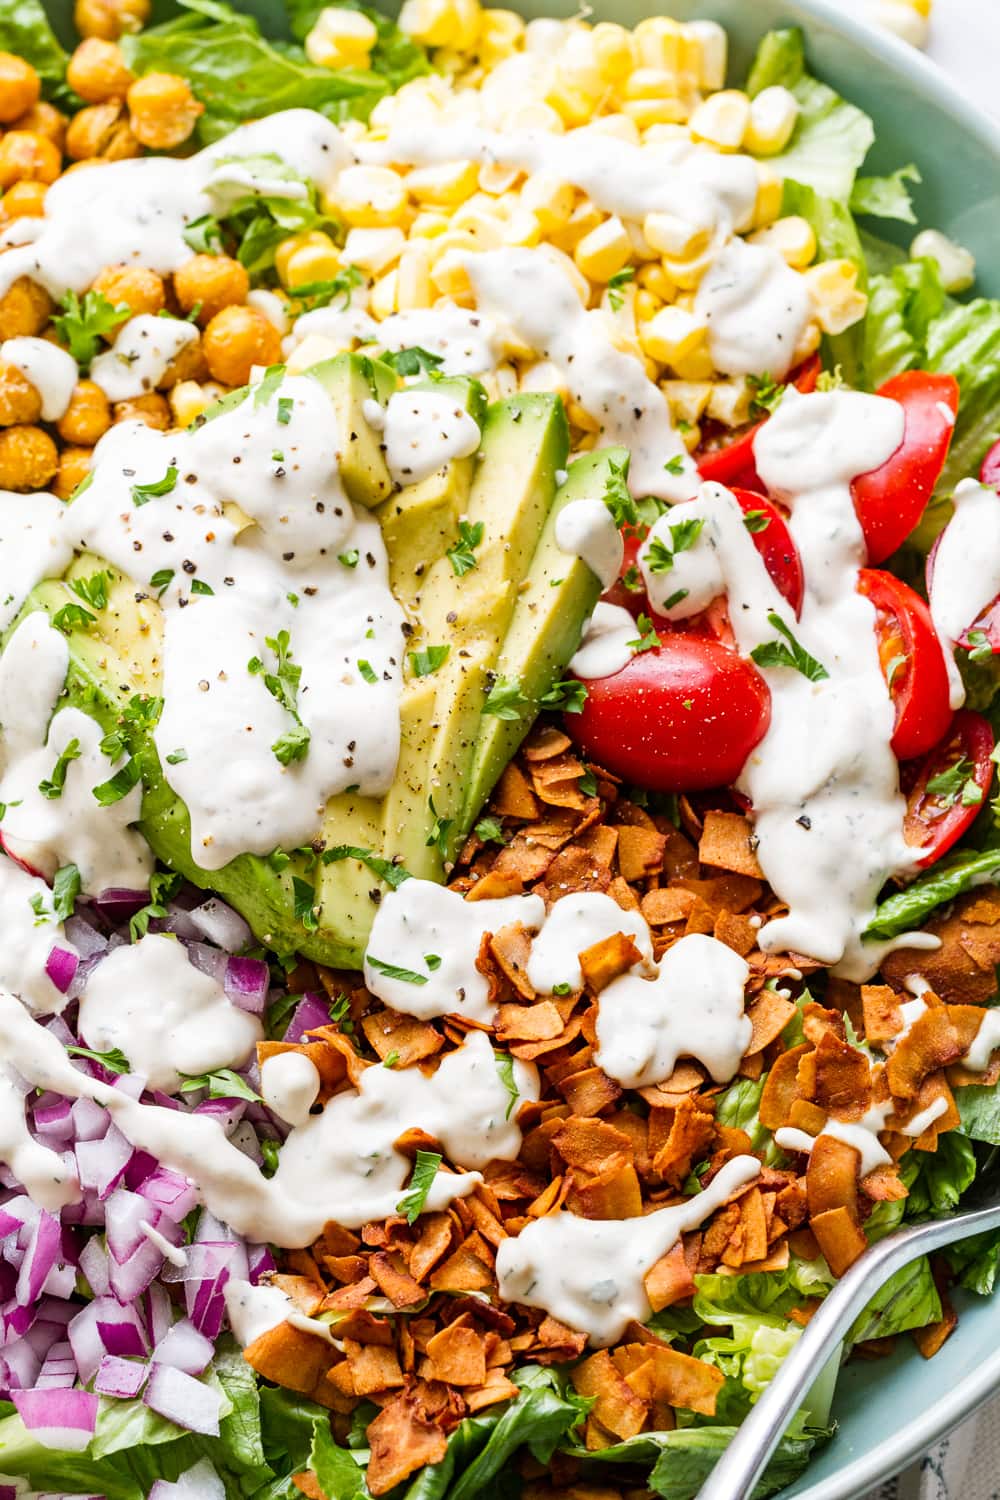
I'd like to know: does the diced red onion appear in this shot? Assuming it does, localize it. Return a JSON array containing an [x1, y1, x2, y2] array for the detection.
[[248, 1244, 275, 1284], [36, 1340, 76, 1389], [0, 1207, 24, 1240], [144, 1283, 173, 1347], [67, 1301, 105, 1384], [78, 1237, 110, 1298], [105, 1189, 155, 1264], [159, 902, 202, 940], [144, 1364, 220, 1435], [151, 1318, 213, 1375], [186, 942, 228, 985], [96, 1314, 146, 1359], [123, 1149, 159, 1190], [108, 1236, 166, 1302], [190, 898, 251, 953], [16, 1211, 61, 1308], [32, 1096, 75, 1144], [92, 888, 149, 922], [13, 1387, 98, 1449], [4, 1302, 34, 1341], [229, 1120, 263, 1165], [224, 955, 269, 1015], [0, 1338, 40, 1393], [41, 1261, 76, 1299], [149, 1459, 225, 1499], [192, 1099, 246, 1135], [139, 1168, 197, 1223], [43, 1014, 75, 1047], [71, 1098, 110, 1143], [94, 1353, 148, 1398], [75, 1126, 133, 1201], [282, 991, 331, 1043], [111, 1072, 146, 1100], [67, 951, 106, 1000], [65, 915, 108, 959], [44, 946, 79, 995]]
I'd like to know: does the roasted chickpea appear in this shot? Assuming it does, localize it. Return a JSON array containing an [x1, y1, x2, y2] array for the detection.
[[92, 264, 165, 318], [173, 254, 249, 325], [75, 0, 150, 40], [202, 304, 282, 387], [127, 72, 203, 150], [0, 425, 58, 491], [0, 276, 52, 338], [66, 39, 134, 104], [0, 365, 42, 426], [10, 100, 66, 150], [1, 181, 47, 219], [161, 333, 206, 389], [53, 445, 93, 500], [112, 392, 170, 429], [57, 379, 112, 445], [0, 53, 41, 124], [64, 100, 140, 162], [0, 132, 62, 190]]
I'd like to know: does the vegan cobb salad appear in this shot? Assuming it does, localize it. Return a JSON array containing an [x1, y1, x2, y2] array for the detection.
[[0, 0, 999, 1496]]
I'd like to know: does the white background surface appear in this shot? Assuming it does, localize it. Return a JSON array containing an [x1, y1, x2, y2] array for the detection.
[[925, 0, 1000, 116]]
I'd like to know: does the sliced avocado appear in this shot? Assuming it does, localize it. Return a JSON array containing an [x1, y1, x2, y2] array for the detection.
[[305, 352, 398, 508], [460, 448, 622, 831]]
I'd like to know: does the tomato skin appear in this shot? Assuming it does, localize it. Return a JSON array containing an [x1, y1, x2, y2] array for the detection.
[[857, 568, 953, 761], [903, 709, 995, 867], [696, 354, 822, 493], [566, 631, 771, 792], [731, 488, 804, 616], [602, 529, 651, 620], [981, 436, 1000, 492], [851, 372, 959, 563]]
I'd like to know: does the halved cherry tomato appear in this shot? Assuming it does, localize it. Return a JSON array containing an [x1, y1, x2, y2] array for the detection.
[[941, 438, 1000, 655], [857, 568, 952, 761], [696, 354, 822, 492], [602, 527, 649, 620], [902, 709, 994, 866], [981, 435, 1000, 492], [851, 372, 959, 563], [566, 631, 771, 791]]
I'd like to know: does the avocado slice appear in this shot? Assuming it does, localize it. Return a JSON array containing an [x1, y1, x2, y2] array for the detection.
[[459, 448, 623, 831], [304, 352, 398, 508]]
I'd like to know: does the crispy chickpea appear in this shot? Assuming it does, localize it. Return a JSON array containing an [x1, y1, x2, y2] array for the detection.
[[57, 380, 112, 445], [0, 365, 42, 426], [0, 425, 58, 491], [75, 0, 150, 40], [112, 392, 170, 429], [0, 53, 41, 125], [0, 133, 62, 191], [2, 181, 47, 219], [202, 304, 282, 387], [127, 72, 203, 150], [66, 39, 134, 104], [173, 254, 249, 325], [64, 100, 140, 162], [54, 446, 93, 500], [92, 264, 165, 318], [161, 333, 206, 389], [10, 100, 66, 149], [0, 276, 52, 338]]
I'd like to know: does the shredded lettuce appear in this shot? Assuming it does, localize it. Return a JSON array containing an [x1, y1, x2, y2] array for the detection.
[[745, 29, 874, 201]]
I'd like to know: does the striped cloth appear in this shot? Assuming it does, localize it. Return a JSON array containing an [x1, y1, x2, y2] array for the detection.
[[866, 1390, 1000, 1500]]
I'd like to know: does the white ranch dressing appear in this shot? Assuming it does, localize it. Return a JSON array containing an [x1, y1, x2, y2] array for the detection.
[[0, 855, 77, 1015], [282, 304, 377, 358], [961, 1009, 1000, 1072], [568, 601, 636, 680], [223, 1277, 338, 1347], [928, 479, 1000, 708], [467, 249, 694, 500], [496, 1153, 760, 1344], [776, 1102, 893, 1177], [247, 289, 291, 335], [0, 338, 77, 421], [364, 878, 545, 1023], [555, 499, 624, 590], [0, 613, 152, 894], [77, 935, 261, 1093], [374, 303, 500, 376], [381, 389, 481, 486], [0, 492, 73, 633], [259, 1051, 321, 1127], [694, 239, 812, 379], [0, 992, 536, 1245], [526, 890, 653, 994], [90, 315, 198, 403], [595, 933, 751, 1088]]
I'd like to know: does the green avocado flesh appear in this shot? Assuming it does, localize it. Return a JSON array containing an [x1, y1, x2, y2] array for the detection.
[[13, 354, 604, 966]]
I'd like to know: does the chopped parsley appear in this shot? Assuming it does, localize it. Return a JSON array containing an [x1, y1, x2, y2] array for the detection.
[[426, 796, 452, 859], [367, 955, 430, 986], [628, 614, 660, 654], [966, 629, 994, 663], [276, 396, 294, 425], [131, 467, 178, 507], [494, 1051, 519, 1120], [663, 455, 686, 476], [248, 630, 310, 766], [383, 1050, 400, 1069], [70, 570, 112, 611], [482, 676, 530, 719], [67, 1044, 131, 1075], [424, 954, 442, 971], [409, 644, 450, 677], [165, 748, 188, 765], [338, 549, 359, 569], [150, 568, 174, 599], [663, 588, 689, 611], [288, 265, 363, 312], [358, 659, 378, 685], [552, 982, 573, 996], [322, 845, 412, 890], [645, 517, 704, 574], [253, 364, 285, 408], [607, 266, 635, 312], [578, 768, 598, 798], [601, 455, 637, 529], [52, 602, 96, 633], [179, 1068, 262, 1103], [926, 756, 982, 808], [382, 345, 445, 377], [539, 678, 588, 713], [190, 579, 214, 596], [52, 289, 130, 368], [750, 611, 829, 682], [92, 757, 143, 807], [129, 869, 183, 942], [292, 875, 319, 932], [38, 739, 82, 800], [621, 563, 642, 593], [748, 372, 786, 417], [396, 1149, 443, 1224], [742, 509, 772, 534], [182, 215, 225, 254], [52, 863, 81, 922], [446, 519, 485, 578], [475, 815, 507, 846]]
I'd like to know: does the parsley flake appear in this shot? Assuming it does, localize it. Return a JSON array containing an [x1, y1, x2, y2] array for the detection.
[[367, 955, 430, 986], [39, 739, 82, 799], [628, 614, 660, 654], [396, 1149, 443, 1224], [482, 676, 530, 720], [409, 644, 450, 677], [750, 612, 829, 682], [131, 467, 178, 507], [446, 519, 485, 578]]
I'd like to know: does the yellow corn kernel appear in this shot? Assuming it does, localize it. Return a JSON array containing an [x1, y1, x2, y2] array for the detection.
[[591, 22, 635, 83], [638, 262, 677, 301], [661, 248, 714, 292], [342, 226, 406, 276], [449, 203, 506, 250], [520, 171, 575, 233], [684, 19, 727, 91], [545, 74, 598, 128], [661, 378, 713, 425], [749, 215, 817, 269], [502, 205, 543, 248], [536, 243, 590, 307], [643, 211, 711, 261], [283, 241, 343, 288], [574, 215, 632, 283], [586, 113, 642, 145], [557, 28, 603, 94], [369, 268, 399, 320], [634, 288, 663, 322], [406, 158, 479, 205], [429, 246, 473, 301], [564, 400, 598, 434], [286, 334, 343, 373], [624, 219, 656, 263], [305, 7, 378, 69], [633, 15, 682, 73], [333, 165, 407, 227], [169, 380, 212, 427], [753, 165, 783, 229], [622, 66, 679, 101], [549, 197, 603, 254], [478, 160, 520, 194], [688, 89, 751, 151], [477, 9, 525, 65], [792, 320, 822, 364], [802, 259, 868, 334], [398, 0, 481, 51], [622, 97, 688, 130], [877, 1, 929, 46], [671, 344, 715, 381], [274, 230, 338, 287], [409, 209, 451, 239], [396, 241, 433, 310], [706, 379, 752, 427], [638, 304, 707, 366], [744, 84, 799, 157], [519, 358, 570, 404], [911, 228, 976, 293], [504, 100, 564, 134]]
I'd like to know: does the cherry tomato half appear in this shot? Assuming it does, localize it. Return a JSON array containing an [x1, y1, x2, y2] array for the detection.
[[696, 354, 822, 493], [566, 631, 771, 791], [981, 435, 1000, 492], [852, 372, 959, 564], [857, 568, 953, 761], [602, 528, 649, 620], [902, 709, 995, 867]]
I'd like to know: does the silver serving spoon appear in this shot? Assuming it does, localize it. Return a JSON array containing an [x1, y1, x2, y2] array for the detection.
[[696, 1192, 1000, 1500]]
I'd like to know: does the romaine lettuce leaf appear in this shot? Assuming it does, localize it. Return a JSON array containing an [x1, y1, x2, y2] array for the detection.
[[745, 29, 874, 201], [0, 0, 70, 96], [946, 1227, 1000, 1295], [847, 1258, 941, 1344], [863, 258, 946, 387], [908, 1131, 979, 1216], [781, 179, 867, 382], [563, 1424, 829, 1500], [864, 845, 1000, 940], [283, 0, 430, 94], [926, 296, 1000, 493], [957, 1082, 1000, 1144], [850, 164, 921, 224]]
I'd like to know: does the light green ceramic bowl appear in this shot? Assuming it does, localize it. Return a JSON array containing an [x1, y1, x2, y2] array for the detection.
[[39, 0, 1000, 1492]]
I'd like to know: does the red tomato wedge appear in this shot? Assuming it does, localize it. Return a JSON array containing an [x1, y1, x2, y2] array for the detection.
[[602, 528, 649, 620], [981, 435, 1000, 492], [902, 709, 995, 866], [566, 630, 771, 791], [857, 569, 953, 761], [696, 354, 822, 492], [851, 372, 959, 563]]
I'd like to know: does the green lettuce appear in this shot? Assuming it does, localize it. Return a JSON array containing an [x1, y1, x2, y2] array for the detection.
[[926, 296, 1000, 492], [563, 1424, 829, 1500], [847, 1259, 941, 1344], [745, 29, 874, 200], [850, 164, 921, 224], [957, 1083, 1000, 1144], [0, 0, 71, 96], [864, 845, 1000, 940], [283, 0, 430, 94], [781, 179, 867, 382], [908, 1131, 979, 1216], [863, 258, 946, 387]]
